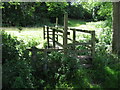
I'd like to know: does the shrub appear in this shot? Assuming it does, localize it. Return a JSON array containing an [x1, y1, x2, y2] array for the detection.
[[92, 49, 119, 88], [2, 31, 35, 88], [2, 31, 20, 63], [3, 59, 35, 88]]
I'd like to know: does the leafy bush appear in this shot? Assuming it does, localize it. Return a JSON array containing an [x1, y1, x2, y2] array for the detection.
[[3, 59, 35, 88], [2, 31, 35, 88], [2, 28, 119, 89], [2, 31, 20, 63], [92, 49, 119, 88]]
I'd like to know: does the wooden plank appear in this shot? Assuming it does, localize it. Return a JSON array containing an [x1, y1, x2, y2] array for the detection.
[[67, 38, 73, 41], [57, 34, 63, 37], [50, 26, 64, 30], [45, 31, 53, 32], [45, 49, 63, 52], [40, 49, 63, 52], [49, 34, 54, 35], [49, 37, 63, 47], [55, 41, 63, 47], [54, 29, 63, 33], [68, 49, 90, 53], [67, 42, 91, 46], [56, 26, 64, 29], [70, 28, 94, 34], [27, 48, 63, 52]]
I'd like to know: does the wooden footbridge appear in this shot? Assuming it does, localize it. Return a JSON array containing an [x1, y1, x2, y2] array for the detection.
[[43, 25, 95, 58], [28, 13, 95, 68], [43, 13, 95, 59]]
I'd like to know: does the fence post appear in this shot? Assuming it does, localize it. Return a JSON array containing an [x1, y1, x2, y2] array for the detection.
[[47, 26, 50, 48], [56, 17, 58, 27], [63, 12, 68, 55], [44, 49, 48, 74], [73, 29, 76, 50], [55, 17, 58, 42], [53, 29, 55, 48], [56, 31, 58, 42], [31, 47, 37, 68], [56, 26, 58, 42], [43, 25, 45, 39], [91, 31, 95, 59]]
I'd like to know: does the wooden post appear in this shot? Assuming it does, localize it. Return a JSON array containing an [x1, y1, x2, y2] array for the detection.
[[91, 31, 95, 59], [56, 31, 58, 42], [55, 18, 58, 42], [63, 12, 68, 54], [44, 49, 48, 73], [55, 25, 58, 42], [73, 29, 76, 50], [47, 26, 50, 48], [43, 26, 45, 39], [31, 47, 37, 68], [56, 17, 58, 27], [53, 29, 55, 48]]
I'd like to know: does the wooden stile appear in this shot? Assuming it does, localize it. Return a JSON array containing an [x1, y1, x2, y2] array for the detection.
[[42, 13, 95, 60]]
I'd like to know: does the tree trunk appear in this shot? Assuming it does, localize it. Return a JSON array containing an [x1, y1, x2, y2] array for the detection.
[[112, 2, 120, 56]]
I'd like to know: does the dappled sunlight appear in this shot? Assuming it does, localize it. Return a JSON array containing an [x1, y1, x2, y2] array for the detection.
[[2, 1, 120, 89], [105, 66, 115, 75], [68, 19, 86, 27], [4, 27, 44, 48]]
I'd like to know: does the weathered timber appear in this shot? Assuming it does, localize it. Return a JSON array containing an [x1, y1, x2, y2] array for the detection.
[[63, 12, 68, 55], [91, 31, 95, 59], [49, 37, 63, 47], [67, 42, 91, 46], [56, 17, 58, 27], [53, 29, 55, 48], [70, 28, 94, 34], [47, 26, 50, 48], [73, 29, 76, 50], [43, 26, 45, 39]]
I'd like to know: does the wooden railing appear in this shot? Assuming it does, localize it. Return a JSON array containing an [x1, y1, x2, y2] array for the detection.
[[68, 28, 95, 58], [43, 25, 95, 59]]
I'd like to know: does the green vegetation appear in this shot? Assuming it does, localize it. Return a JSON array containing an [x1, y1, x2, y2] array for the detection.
[[2, 2, 120, 89], [2, 18, 119, 88], [68, 19, 86, 27], [2, 2, 112, 27], [2, 30, 119, 88]]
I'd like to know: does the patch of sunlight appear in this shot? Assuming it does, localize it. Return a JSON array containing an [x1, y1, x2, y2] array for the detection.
[[68, 19, 86, 27], [5, 27, 44, 48], [78, 25, 96, 30], [105, 66, 115, 75], [90, 84, 101, 88], [36, 40, 46, 49]]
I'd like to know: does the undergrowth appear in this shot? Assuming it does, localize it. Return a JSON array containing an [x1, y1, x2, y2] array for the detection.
[[2, 30, 119, 89]]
